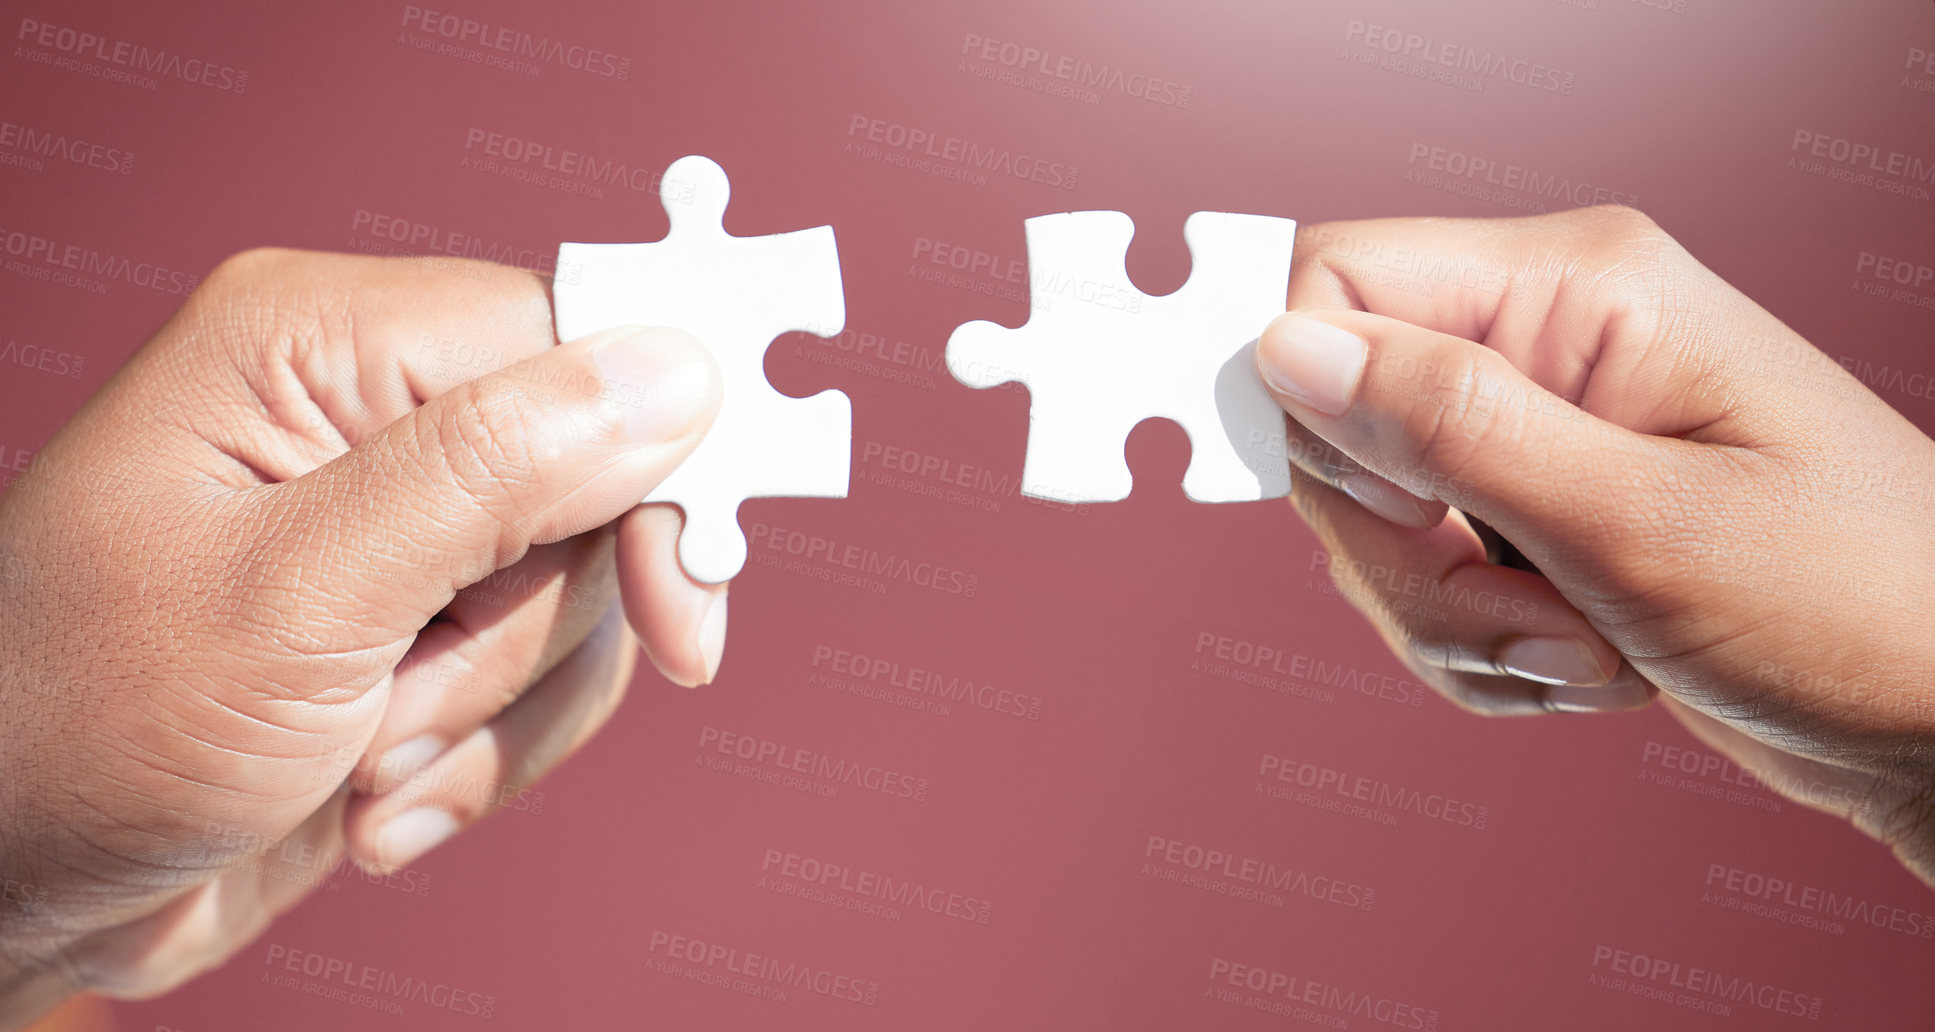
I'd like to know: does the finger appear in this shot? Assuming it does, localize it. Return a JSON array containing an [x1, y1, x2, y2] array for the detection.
[[66, 788, 351, 999], [342, 605, 638, 872], [156, 248, 566, 483], [1659, 696, 1876, 820], [351, 529, 618, 794], [1401, 652, 1650, 719], [1257, 308, 1707, 565], [1290, 212, 1613, 343], [617, 504, 727, 688], [258, 324, 721, 647], [1279, 412, 1446, 529], [1286, 209, 1770, 445], [1292, 466, 1653, 715]]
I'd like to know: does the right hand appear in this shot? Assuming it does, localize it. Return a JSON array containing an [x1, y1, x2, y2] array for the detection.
[[0, 249, 729, 1023], [1255, 207, 1935, 884]]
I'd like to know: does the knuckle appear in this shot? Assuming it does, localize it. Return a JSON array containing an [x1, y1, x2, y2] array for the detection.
[[1578, 208, 1690, 316], [1390, 345, 1505, 494], [1860, 758, 1935, 858], [432, 382, 546, 519], [1284, 423, 1359, 481], [1414, 664, 1498, 717], [382, 781, 488, 828], [1315, 550, 1458, 657], [1576, 203, 1661, 240], [1286, 473, 1339, 529], [198, 247, 326, 308], [1437, 682, 1499, 717], [183, 247, 336, 369], [203, 246, 287, 290]]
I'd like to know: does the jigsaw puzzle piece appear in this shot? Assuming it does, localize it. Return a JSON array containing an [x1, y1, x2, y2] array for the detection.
[[1170, 211, 1297, 503], [946, 210, 1135, 393], [945, 207, 1295, 506], [555, 155, 849, 584], [1020, 403, 1138, 502]]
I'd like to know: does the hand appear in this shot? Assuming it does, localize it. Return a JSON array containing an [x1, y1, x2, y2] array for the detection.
[[1256, 206, 1935, 884], [0, 249, 729, 1024]]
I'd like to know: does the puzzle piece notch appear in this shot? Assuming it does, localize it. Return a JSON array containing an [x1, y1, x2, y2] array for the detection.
[[946, 208, 1296, 505], [555, 155, 848, 584]]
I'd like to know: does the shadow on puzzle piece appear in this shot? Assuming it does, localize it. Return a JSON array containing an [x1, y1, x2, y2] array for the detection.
[[554, 155, 850, 584], [946, 209, 1296, 505]]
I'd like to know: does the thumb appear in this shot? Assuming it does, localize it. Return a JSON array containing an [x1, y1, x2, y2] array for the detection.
[[273, 324, 720, 633], [1254, 309, 1665, 550]]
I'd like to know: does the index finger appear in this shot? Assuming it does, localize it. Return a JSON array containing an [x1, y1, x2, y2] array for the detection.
[[1286, 207, 1766, 445], [131, 246, 561, 482]]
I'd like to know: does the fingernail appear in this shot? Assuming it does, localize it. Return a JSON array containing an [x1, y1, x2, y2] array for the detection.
[[592, 327, 718, 443], [1545, 680, 1653, 714], [1338, 472, 1440, 528], [696, 587, 728, 686], [378, 734, 445, 788], [1498, 637, 1614, 687], [1256, 313, 1368, 416], [375, 807, 459, 870]]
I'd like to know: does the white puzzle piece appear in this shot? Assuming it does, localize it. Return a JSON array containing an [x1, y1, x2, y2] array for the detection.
[[946, 209, 1297, 504], [555, 155, 849, 583]]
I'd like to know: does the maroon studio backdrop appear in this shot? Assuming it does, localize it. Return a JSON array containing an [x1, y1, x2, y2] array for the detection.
[[4, 0, 1935, 1029]]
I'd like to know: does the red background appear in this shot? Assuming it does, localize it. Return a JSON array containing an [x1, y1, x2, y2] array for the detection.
[[4, 0, 1935, 1028]]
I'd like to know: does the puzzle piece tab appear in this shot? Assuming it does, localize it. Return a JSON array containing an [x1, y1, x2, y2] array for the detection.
[[555, 155, 849, 583], [946, 210, 1296, 504]]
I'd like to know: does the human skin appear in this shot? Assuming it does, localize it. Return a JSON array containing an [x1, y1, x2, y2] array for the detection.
[[3, 209, 1932, 1026], [1254, 206, 1935, 887], [0, 250, 732, 1027]]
